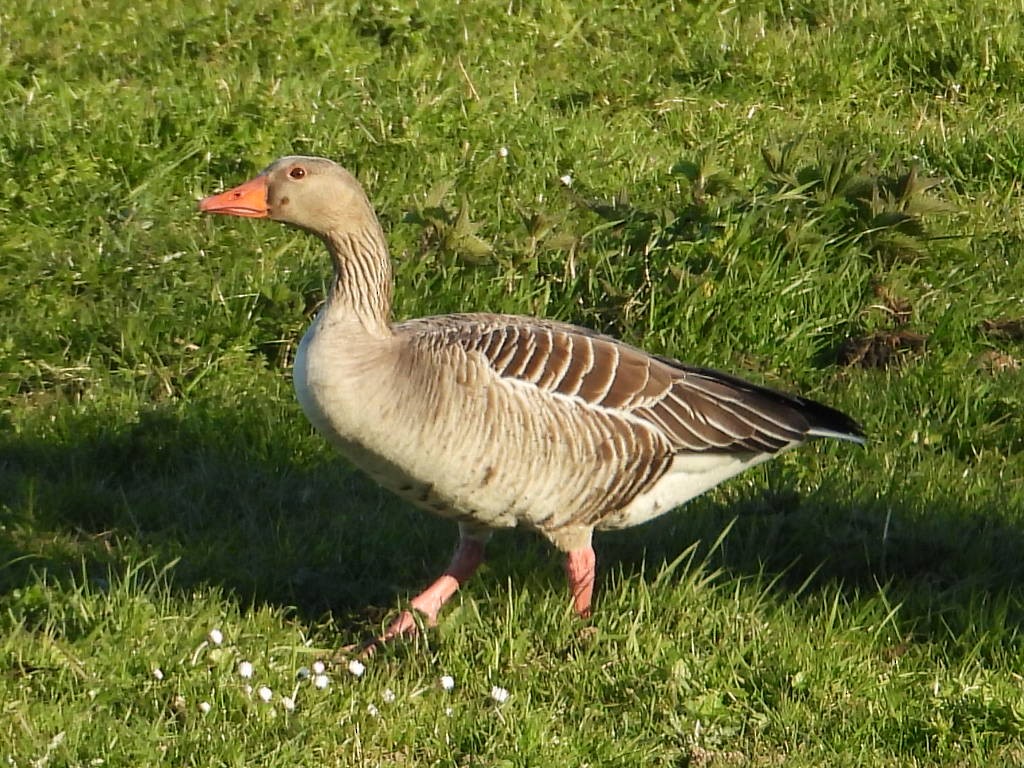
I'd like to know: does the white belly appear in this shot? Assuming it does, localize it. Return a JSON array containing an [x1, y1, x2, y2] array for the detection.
[[597, 451, 777, 530]]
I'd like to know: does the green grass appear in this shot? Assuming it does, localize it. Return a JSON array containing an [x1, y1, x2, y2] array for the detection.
[[3, 0, 1024, 764]]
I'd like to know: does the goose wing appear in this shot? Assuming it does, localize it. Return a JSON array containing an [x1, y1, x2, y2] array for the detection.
[[398, 313, 864, 455]]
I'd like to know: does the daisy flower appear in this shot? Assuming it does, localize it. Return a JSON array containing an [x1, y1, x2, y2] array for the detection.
[[490, 686, 510, 704]]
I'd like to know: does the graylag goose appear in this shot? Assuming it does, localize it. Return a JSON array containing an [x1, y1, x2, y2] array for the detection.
[[199, 156, 865, 644]]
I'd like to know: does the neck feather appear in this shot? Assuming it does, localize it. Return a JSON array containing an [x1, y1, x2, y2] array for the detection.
[[323, 225, 393, 336]]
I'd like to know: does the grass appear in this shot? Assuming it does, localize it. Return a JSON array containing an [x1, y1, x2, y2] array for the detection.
[[2, 0, 1024, 764]]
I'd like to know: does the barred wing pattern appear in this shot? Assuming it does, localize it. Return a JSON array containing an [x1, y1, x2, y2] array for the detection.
[[404, 313, 860, 456]]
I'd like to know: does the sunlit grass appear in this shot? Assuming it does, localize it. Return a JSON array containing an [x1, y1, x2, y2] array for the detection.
[[3, 0, 1024, 765]]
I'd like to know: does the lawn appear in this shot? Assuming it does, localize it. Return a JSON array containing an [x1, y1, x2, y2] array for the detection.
[[2, 0, 1024, 765]]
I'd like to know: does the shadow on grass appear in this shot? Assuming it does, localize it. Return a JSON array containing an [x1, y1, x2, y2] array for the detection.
[[596, 476, 1024, 645], [2, 402, 1022, 645], [0, 403, 443, 627]]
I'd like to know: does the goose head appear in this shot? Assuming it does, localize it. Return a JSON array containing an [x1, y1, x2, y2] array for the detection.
[[199, 156, 375, 237]]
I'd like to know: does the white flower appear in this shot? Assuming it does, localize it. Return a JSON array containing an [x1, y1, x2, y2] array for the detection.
[[152, 667, 164, 681], [559, 174, 573, 187], [444, 706, 454, 717], [198, 701, 211, 714], [498, 146, 509, 158], [238, 661, 254, 679], [257, 686, 273, 703], [313, 674, 330, 690], [440, 675, 455, 691], [312, 660, 326, 675], [347, 659, 365, 677], [207, 628, 224, 645], [490, 686, 510, 704], [382, 688, 395, 703], [366, 703, 379, 717], [281, 696, 296, 712]]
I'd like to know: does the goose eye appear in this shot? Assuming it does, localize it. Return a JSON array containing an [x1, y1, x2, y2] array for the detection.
[[289, 167, 306, 179]]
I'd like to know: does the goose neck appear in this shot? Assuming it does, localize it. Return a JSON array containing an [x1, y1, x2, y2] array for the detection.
[[322, 227, 394, 337]]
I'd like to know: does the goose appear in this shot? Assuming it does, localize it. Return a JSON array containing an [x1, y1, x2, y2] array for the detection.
[[199, 156, 865, 645]]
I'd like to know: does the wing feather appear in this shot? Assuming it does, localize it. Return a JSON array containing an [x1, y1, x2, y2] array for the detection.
[[577, 340, 618, 403], [557, 333, 593, 397], [535, 331, 572, 389]]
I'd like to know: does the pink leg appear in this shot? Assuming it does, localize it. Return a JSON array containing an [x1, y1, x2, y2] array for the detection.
[[379, 537, 486, 642], [565, 546, 596, 618]]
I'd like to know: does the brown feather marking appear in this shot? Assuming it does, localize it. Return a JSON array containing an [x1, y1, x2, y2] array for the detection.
[[598, 349, 651, 409], [556, 334, 594, 396], [536, 332, 573, 389], [577, 339, 618, 402], [520, 327, 554, 383], [480, 327, 507, 361], [643, 399, 724, 451], [723, 402, 804, 443], [644, 395, 788, 452], [489, 328, 519, 373], [683, 378, 806, 444], [685, 402, 755, 446], [502, 330, 538, 378]]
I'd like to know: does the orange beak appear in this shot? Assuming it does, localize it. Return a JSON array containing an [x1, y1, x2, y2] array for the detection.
[[198, 175, 270, 218]]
